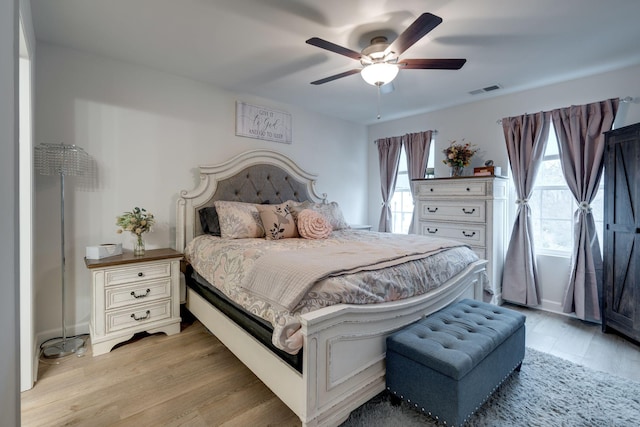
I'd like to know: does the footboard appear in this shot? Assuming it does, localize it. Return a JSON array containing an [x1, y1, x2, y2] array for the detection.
[[188, 259, 485, 427], [297, 259, 486, 426]]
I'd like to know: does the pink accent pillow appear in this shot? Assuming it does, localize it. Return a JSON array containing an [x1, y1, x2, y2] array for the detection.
[[297, 209, 333, 239]]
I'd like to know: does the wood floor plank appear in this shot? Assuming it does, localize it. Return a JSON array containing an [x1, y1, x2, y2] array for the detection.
[[21, 306, 640, 426]]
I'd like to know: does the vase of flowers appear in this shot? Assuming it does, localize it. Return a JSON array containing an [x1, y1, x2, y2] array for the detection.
[[116, 207, 155, 256], [442, 139, 478, 177]]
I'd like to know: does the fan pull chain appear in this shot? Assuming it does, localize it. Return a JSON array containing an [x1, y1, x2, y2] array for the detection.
[[376, 83, 382, 120]]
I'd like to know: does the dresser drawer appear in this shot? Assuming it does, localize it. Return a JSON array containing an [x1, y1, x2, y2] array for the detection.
[[105, 300, 172, 333], [105, 279, 172, 310], [415, 180, 487, 197], [417, 200, 486, 223], [105, 262, 172, 286], [417, 221, 486, 246]]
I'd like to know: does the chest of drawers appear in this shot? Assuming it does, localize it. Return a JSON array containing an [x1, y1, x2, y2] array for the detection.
[[85, 248, 183, 356], [412, 177, 508, 304]]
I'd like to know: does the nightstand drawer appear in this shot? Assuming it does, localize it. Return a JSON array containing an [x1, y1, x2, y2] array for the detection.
[[105, 279, 172, 310], [417, 200, 486, 223], [415, 181, 487, 197], [105, 262, 172, 286], [418, 221, 486, 246], [106, 300, 172, 333]]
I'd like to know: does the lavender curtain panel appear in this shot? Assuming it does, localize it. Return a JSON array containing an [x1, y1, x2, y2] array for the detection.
[[403, 131, 433, 234], [502, 112, 551, 305], [552, 98, 619, 321], [377, 136, 403, 232]]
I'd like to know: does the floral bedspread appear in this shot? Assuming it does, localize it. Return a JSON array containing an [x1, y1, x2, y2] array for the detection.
[[185, 230, 480, 354]]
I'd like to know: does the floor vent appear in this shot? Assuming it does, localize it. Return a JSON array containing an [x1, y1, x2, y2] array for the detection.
[[469, 84, 502, 95]]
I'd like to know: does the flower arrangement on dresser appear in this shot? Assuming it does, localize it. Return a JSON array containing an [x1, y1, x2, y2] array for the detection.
[[116, 207, 155, 256], [442, 139, 479, 177]]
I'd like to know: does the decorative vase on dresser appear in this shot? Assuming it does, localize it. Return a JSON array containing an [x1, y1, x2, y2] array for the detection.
[[412, 176, 508, 304], [602, 122, 640, 343], [85, 248, 183, 356]]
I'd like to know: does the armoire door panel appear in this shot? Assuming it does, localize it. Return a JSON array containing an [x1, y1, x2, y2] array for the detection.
[[603, 122, 639, 342]]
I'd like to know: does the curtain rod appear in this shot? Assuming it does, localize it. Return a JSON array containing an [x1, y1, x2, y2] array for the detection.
[[373, 129, 438, 144], [496, 96, 634, 125]]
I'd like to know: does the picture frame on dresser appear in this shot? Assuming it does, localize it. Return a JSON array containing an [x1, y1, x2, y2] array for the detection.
[[411, 176, 508, 304]]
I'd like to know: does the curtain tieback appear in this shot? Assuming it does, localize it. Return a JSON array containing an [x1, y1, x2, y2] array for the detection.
[[515, 198, 529, 205], [578, 201, 592, 212]]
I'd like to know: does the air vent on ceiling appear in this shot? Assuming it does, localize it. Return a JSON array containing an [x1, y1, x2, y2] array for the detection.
[[469, 84, 502, 95]]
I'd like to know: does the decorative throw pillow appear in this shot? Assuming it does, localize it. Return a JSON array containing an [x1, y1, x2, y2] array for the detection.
[[297, 209, 333, 239], [214, 200, 265, 239], [198, 206, 221, 236], [257, 200, 301, 240], [292, 201, 350, 230]]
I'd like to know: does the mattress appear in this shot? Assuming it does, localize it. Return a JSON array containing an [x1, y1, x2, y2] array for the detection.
[[185, 229, 482, 354]]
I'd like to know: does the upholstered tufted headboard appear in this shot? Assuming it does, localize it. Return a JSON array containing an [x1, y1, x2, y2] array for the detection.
[[176, 150, 326, 251]]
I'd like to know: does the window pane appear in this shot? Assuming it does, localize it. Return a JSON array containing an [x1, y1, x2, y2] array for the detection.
[[540, 189, 574, 219], [395, 171, 410, 191], [538, 219, 573, 251], [537, 158, 564, 186]]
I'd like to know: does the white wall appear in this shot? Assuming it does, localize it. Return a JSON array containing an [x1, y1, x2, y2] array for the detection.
[[367, 64, 640, 313], [1, 0, 20, 424], [34, 43, 368, 344]]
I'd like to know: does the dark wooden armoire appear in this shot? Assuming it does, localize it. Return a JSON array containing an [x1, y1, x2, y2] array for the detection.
[[602, 122, 640, 342]]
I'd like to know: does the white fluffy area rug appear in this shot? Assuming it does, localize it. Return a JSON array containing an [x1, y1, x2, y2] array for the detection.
[[341, 348, 640, 427]]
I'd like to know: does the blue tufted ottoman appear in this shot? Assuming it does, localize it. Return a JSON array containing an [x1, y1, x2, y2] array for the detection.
[[385, 299, 525, 426]]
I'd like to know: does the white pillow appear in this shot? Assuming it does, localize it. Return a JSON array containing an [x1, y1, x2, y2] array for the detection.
[[214, 201, 264, 239]]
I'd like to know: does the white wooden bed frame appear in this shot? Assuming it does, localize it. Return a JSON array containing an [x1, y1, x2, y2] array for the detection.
[[176, 149, 486, 427]]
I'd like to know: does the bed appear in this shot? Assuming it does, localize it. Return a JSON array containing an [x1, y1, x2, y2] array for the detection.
[[176, 149, 487, 427]]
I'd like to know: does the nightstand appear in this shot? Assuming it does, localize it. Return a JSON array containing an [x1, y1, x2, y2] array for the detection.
[[85, 248, 183, 356]]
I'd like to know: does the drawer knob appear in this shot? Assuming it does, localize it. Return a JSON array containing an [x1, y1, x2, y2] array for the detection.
[[427, 207, 438, 213], [462, 208, 476, 214], [462, 231, 476, 238], [429, 188, 434, 192], [427, 228, 438, 234], [131, 289, 151, 299], [137, 272, 144, 277], [466, 187, 470, 192], [131, 310, 151, 321]]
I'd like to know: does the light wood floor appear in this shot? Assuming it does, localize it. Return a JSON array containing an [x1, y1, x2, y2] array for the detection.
[[21, 306, 640, 426]]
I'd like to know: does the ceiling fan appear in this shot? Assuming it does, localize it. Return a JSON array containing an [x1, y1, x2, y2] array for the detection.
[[306, 13, 466, 87]]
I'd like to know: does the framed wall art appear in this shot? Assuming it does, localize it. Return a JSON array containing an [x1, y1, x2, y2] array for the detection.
[[236, 102, 292, 144]]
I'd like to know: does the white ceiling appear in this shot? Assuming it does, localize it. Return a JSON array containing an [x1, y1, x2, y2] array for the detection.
[[30, 0, 640, 125]]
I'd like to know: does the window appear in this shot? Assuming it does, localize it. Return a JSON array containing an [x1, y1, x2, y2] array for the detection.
[[391, 142, 435, 234], [530, 126, 604, 255]]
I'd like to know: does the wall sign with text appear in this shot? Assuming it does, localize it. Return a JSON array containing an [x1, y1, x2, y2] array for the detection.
[[236, 102, 292, 144]]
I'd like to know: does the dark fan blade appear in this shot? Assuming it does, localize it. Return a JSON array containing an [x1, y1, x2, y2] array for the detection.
[[385, 13, 443, 57], [310, 69, 362, 85], [306, 37, 362, 60], [398, 58, 466, 70]]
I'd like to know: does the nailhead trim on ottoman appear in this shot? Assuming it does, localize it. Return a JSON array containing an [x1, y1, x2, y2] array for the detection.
[[386, 299, 525, 426]]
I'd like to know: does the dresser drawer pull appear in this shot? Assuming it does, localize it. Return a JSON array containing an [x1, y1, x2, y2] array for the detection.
[[427, 228, 438, 234], [466, 188, 470, 192], [131, 289, 151, 299], [429, 188, 434, 192], [137, 272, 144, 277], [427, 207, 438, 213], [462, 231, 476, 238], [462, 208, 476, 214], [131, 310, 151, 321]]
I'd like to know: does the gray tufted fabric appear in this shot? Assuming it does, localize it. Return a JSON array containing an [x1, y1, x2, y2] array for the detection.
[[386, 299, 526, 426], [195, 164, 313, 237], [210, 164, 311, 205], [388, 299, 525, 380]]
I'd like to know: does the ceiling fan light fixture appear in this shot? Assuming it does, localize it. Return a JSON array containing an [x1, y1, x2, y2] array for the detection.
[[361, 63, 399, 86]]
